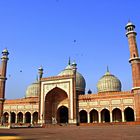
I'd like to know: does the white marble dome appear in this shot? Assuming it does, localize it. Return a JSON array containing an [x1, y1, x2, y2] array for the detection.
[[25, 81, 39, 98], [97, 70, 121, 93], [58, 63, 86, 93]]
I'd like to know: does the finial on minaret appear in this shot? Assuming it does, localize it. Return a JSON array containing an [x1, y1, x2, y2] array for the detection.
[[107, 66, 109, 72], [68, 57, 71, 65]]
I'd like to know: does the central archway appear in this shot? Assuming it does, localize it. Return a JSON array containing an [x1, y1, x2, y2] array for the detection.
[[57, 106, 68, 123], [45, 87, 68, 124]]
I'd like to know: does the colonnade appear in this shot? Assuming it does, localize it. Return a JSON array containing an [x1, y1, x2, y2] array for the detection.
[[79, 107, 135, 123], [2, 107, 135, 124], [3, 111, 38, 124]]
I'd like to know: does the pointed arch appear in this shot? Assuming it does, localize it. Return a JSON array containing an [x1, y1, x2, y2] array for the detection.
[[90, 109, 98, 123], [11, 112, 16, 123], [112, 108, 122, 122], [45, 87, 68, 123], [3, 112, 9, 123], [57, 106, 68, 123], [25, 112, 31, 123], [101, 109, 110, 122], [79, 110, 87, 123], [33, 112, 38, 124], [17, 112, 23, 123], [124, 107, 134, 122]]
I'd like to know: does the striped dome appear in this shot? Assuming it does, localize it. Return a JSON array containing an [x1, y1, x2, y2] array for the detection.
[[25, 81, 39, 98], [97, 71, 121, 93]]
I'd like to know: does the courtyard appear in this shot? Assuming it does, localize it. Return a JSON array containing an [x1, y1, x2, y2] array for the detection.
[[0, 125, 140, 140]]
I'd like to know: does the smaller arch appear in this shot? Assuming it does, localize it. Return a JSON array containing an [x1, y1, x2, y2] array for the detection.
[[3, 112, 9, 123], [124, 107, 134, 122], [112, 108, 122, 122], [17, 112, 23, 123], [79, 110, 87, 123], [89, 109, 98, 123], [57, 106, 68, 123], [25, 112, 31, 123], [33, 112, 38, 124], [101, 109, 110, 122], [11, 112, 16, 123]]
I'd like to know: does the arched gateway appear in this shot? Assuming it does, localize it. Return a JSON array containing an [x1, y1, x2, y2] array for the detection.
[[57, 106, 68, 123], [45, 87, 68, 124]]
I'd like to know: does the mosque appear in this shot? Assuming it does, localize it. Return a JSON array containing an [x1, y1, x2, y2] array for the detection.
[[0, 21, 140, 126]]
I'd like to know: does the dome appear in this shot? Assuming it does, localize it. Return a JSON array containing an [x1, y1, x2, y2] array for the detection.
[[76, 72, 86, 92], [97, 70, 121, 93], [25, 81, 39, 98], [58, 62, 86, 93]]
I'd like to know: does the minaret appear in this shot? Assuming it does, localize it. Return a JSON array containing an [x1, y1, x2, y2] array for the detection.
[[71, 61, 79, 124], [0, 49, 9, 123], [126, 22, 140, 121], [38, 66, 43, 122], [125, 21, 140, 91]]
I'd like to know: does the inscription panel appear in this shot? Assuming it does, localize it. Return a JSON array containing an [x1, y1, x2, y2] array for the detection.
[[112, 99, 121, 105], [100, 100, 109, 105], [11, 106, 17, 110], [18, 105, 24, 109], [79, 102, 88, 107], [4, 105, 10, 110], [25, 105, 32, 109], [123, 99, 133, 104], [33, 105, 38, 109], [88, 101, 98, 106]]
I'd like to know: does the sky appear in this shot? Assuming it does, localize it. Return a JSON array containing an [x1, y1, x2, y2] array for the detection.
[[0, 0, 140, 99]]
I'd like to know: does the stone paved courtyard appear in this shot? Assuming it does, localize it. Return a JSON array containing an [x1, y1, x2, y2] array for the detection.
[[0, 125, 140, 140]]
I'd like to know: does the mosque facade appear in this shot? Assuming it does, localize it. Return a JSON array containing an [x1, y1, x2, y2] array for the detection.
[[0, 22, 140, 126]]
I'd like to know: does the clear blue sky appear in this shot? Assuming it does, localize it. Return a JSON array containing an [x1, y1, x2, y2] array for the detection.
[[0, 0, 140, 99]]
